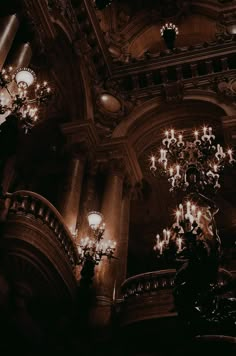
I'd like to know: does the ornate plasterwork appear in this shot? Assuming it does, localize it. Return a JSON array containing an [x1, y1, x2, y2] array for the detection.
[[213, 77, 236, 102]]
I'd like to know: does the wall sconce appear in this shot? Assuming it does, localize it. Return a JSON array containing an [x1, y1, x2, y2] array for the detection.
[[76, 211, 116, 282]]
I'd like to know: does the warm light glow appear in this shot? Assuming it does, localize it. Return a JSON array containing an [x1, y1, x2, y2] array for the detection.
[[15, 67, 36, 88], [150, 126, 235, 193], [160, 23, 179, 36], [87, 211, 103, 229]]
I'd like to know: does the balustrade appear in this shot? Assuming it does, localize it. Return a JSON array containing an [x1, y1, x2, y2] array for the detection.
[[121, 269, 176, 299], [119, 268, 233, 326], [5, 190, 79, 270]]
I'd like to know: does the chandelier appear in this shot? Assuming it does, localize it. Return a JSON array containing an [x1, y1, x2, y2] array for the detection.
[[149, 126, 235, 193], [77, 211, 116, 265], [160, 23, 179, 50], [0, 66, 52, 133], [154, 199, 203, 256]]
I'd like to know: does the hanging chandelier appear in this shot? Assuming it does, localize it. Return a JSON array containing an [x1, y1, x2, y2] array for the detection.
[[154, 199, 204, 257], [149, 126, 235, 194], [160, 23, 179, 50], [77, 211, 116, 265], [0, 66, 52, 133]]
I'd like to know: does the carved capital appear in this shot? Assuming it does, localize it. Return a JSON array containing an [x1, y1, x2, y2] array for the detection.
[[96, 139, 143, 185]]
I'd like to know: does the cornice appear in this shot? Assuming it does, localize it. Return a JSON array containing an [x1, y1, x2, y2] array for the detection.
[[111, 38, 236, 78], [60, 121, 99, 150]]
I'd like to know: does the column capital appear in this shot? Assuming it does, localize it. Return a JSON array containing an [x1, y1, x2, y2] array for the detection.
[[61, 121, 99, 158], [96, 139, 143, 185]]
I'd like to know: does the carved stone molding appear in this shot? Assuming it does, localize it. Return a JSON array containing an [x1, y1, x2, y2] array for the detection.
[[96, 139, 143, 185], [162, 81, 184, 103], [61, 121, 99, 159]]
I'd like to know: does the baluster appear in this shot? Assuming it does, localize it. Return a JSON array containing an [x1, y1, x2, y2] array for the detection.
[[137, 282, 142, 293], [54, 223, 59, 234], [58, 231, 63, 241], [49, 216, 55, 229], [145, 281, 151, 291], [176, 66, 183, 80], [161, 279, 167, 288], [9, 198, 17, 212], [37, 203, 45, 218], [221, 57, 228, 71], [44, 210, 50, 223], [206, 60, 213, 74], [190, 63, 198, 77], [131, 74, 140, 89], [29, 199, 36, 215], [160, 69, 168, 83], [18, 196, 28, 212], [145, 72, 154, 86], [153, 279, 159, 289]]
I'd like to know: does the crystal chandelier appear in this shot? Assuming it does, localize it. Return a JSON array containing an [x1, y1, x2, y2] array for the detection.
[[149, 126, 235, 193], [160, 23, 179, 50], [0, 66, 52, 133], [77, 211, 116, 265], [153, 199, 207, 258]]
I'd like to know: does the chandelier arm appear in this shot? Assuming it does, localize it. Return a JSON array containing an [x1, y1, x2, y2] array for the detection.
[[5, 86, 14, 99]]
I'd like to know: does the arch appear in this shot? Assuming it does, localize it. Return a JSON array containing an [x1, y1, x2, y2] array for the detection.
[[52, 18, 74, 44], [52, 24, 93, 122], [113, 92, 236, 147], [128, 15, 216, 58]]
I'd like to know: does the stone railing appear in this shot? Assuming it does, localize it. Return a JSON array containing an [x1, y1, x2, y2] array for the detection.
[[121, 269, 176, 299], [118, 270, 176, 326], [118, 268, 234, 326], [4, 190, 79, 270]]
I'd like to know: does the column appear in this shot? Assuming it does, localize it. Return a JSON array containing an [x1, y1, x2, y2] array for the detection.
[[78, 165, 98, 240], [90, 160, 125, 327], [0, 15, 19, 69], [59, 156, 85, 233], [5, 42, 32, 100], [116, 183, 132, 297], [9, 42, 32, 68]]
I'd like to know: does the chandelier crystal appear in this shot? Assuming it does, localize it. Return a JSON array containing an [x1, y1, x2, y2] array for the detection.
[[77, 211, 116, 265], [0, 66, 52, 133], [149, 126, 235, 193]]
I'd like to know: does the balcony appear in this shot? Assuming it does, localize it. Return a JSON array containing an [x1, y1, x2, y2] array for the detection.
[[119, 269, 176, 327], [118, 267, 234, 328], [0, 190, 79, 300]]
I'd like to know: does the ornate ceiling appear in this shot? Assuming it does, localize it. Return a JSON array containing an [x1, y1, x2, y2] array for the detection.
[[3, 0, 235, 276]]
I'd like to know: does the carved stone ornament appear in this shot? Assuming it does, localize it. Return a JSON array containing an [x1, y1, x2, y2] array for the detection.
[[215, 78, 236, 101], [46, 0, 78, 32], [162, 80, 184, 103], [93, 81, 135, 136]]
